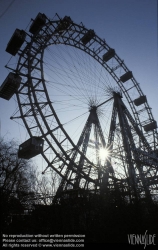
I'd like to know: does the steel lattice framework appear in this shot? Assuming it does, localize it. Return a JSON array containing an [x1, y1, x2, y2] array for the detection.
[[4, 13, 158, 202]]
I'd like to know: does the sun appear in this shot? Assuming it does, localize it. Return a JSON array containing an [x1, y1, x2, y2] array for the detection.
[[99, 147, 109, 161]]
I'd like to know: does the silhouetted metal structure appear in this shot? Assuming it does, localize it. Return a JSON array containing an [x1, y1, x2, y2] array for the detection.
[[1, 13, 158, 204]]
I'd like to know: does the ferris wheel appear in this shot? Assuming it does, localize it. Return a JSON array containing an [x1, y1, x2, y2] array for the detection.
[[1, 13, 158, 202]]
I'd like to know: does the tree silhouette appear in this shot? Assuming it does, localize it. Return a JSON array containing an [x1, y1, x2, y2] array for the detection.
[[0, 137, 37, 229]]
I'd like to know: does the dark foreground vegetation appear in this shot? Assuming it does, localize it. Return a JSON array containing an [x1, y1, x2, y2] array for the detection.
[[1, 191, 158, 244]]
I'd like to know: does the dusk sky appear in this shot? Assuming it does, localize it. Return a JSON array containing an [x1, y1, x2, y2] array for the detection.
[[0, 0, 157, 147]]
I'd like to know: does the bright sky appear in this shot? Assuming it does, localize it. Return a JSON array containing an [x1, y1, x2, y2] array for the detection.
[[0, 0, 157, 146]]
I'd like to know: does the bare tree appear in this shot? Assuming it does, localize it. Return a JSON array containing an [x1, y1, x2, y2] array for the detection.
[[32, 168, 61, 205], [0, 136, 61, 211], [0, 137, 37, 212]]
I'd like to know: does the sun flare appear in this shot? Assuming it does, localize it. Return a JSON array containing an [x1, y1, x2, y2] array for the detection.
[[99, 148, 109, 160]]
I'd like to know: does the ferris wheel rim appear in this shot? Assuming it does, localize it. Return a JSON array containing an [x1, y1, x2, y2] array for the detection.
[[17, 17, 156, 129], [13, 14, 157, 187]]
